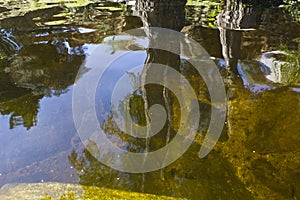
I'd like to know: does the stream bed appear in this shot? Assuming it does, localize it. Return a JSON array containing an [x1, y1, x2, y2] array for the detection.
[[0, 0, 300, 199]]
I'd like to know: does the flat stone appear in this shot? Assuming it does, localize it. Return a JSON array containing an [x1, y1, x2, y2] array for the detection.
[[0, 182, 179, 200]]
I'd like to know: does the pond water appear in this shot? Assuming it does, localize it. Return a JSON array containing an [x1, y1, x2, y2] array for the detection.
[[0, 0, 300, 199]]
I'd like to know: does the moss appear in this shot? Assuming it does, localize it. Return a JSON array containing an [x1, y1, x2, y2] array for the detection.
[[0, 182, 178, 200]]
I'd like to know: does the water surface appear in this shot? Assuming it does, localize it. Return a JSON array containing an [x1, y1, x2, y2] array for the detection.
[[0, 0, 300, 199]]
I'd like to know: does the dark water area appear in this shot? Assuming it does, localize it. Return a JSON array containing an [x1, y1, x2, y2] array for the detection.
[[0, 0, 300, 199]]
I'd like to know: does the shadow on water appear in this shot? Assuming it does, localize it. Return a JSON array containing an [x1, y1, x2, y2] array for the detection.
[[0, 0, 299, 199]]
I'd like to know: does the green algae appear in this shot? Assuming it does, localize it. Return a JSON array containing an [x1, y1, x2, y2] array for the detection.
[[219, 87, 300, 199]]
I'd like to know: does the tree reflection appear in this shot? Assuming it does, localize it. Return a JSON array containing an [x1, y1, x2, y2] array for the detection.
[[68, 0, 222, 198], [68, 146, 140, 190], [0, 35, 85, 129], [217, 0, 300, 86], [217, 0, 262, 85], [0, 2, 129, 129], [0, 93, 41, 130]]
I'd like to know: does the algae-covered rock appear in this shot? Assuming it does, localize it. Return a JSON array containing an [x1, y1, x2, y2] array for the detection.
[[221, 87, 300, 199], [0, 182, 179, 200]]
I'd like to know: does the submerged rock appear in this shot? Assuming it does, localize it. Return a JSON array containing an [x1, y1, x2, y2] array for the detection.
[[259, 51, 300, 86], [222, 87, 300, 199]]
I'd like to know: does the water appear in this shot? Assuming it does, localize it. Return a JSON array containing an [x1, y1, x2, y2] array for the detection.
[[0, 0, 300, 199]]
